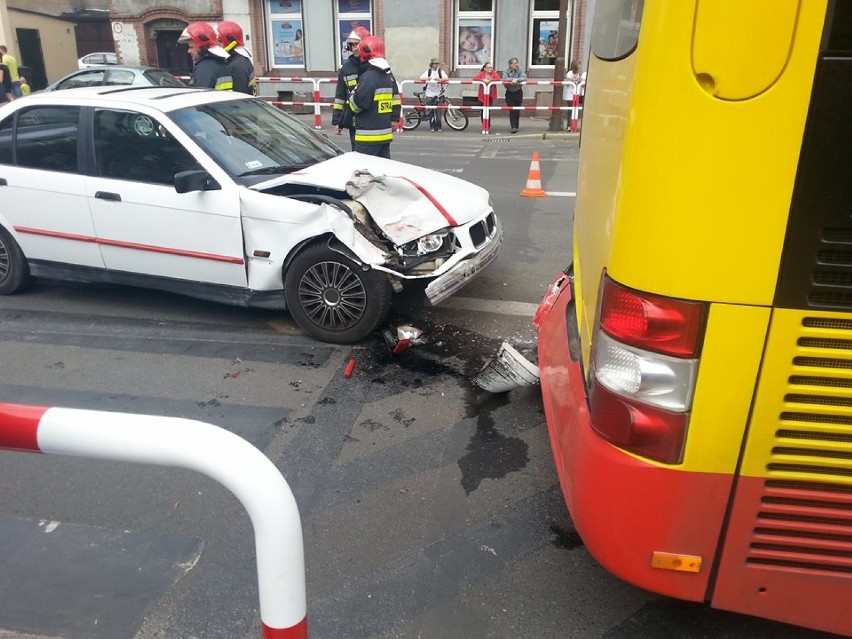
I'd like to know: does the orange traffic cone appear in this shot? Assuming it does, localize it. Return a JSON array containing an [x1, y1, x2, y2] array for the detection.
[[520, 152, 546, 197]]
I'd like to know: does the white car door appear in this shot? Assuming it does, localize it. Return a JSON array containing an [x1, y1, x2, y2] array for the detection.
[[0, 104, 104, 269], [85, 107, 247, 289]]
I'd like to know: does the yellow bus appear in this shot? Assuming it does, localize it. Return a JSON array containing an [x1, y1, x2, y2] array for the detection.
[[534, 0, 852, 634]]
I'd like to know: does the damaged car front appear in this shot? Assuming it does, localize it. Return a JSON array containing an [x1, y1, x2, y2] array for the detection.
[[170, 95, 502, 343]]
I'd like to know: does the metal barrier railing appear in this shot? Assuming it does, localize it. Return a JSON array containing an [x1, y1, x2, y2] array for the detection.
[[0, 402, 308, 639], [179, 74, 584, 135]]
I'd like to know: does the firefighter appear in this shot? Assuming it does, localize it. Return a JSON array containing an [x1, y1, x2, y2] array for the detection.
[[333, 26, 371, 150], [178, 22, 232, 91], [347, 35, 401, 159], [216, 21, 257, 95]]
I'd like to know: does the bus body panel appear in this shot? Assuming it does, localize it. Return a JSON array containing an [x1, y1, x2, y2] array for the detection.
[[539, 0, 852, 634], [711, 308, 852, 635], [539, 275, 767, 599]]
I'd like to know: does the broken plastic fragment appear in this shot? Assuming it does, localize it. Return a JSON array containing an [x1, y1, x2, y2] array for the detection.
[[472, 342, 540, 393]]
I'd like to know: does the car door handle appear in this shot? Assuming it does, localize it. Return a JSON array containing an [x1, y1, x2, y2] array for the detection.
[[95, 191, 121, 202]]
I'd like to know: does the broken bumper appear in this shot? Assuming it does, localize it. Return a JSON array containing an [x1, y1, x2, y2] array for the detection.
[[424, 217, 503, 306]]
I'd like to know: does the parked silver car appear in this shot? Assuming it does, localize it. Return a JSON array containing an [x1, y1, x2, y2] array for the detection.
[[44, 66, 186, 92]]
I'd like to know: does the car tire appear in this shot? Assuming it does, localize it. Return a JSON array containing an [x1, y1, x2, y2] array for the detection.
[[0, 226, 31, 295], [284, 242, 392, 344]]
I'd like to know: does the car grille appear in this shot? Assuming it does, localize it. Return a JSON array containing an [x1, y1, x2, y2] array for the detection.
[[469, 212, 497, 248]]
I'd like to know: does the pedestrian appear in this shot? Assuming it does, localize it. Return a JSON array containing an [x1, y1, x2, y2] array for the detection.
[[0, 62, 13, 104], [178, 22, 232, 90], [217, 21, 256, 95], [563, 60, 586, 130], [19, 74, 30, 96], [348, 35, 401, 159], [0, 45, 21, 98], [419, 57, 447, 132], [503, 57, 526, 133], [333, 26, 370, 150], [472, 62, 500, 122]]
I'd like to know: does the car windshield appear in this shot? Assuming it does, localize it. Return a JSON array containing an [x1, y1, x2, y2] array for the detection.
[[143, 69, 186, 88], [170, 98, 343, 186]]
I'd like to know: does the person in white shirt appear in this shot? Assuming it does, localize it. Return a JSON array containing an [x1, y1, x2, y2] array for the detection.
[[419, 58, 447, 132]]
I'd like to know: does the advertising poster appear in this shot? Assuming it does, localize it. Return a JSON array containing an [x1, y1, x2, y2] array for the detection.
[[272, 19, 305, 66], [532, 19, 560, 65], [457, 18, 492, 67], [337, 0, 371, 11], [337, 18, 372, 65], [271, 0, 302, 14]]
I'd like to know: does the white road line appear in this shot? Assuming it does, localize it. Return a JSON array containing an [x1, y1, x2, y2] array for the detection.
[[437, 296, 539, 316], [546, 191, 576, 197]]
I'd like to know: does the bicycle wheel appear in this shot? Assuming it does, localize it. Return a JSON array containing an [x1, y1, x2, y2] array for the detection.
[[443, 101, 469, 131], [402, 108, 422, 131]]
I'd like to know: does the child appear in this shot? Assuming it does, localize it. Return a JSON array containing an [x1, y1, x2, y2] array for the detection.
[[458, 26, 491, 65], [19, 74, 30, 96]]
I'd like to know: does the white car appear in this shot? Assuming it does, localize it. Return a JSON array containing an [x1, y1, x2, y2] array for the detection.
[[0, 87, 501, 343], [78, 52, 118, 68]]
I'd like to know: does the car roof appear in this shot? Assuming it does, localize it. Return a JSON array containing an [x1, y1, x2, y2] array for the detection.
[[67, 65, 164, 73], [13, 86, 253, 114]]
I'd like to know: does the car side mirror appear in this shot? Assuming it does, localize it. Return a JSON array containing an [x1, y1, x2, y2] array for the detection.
[[174, 169, 221, 193]]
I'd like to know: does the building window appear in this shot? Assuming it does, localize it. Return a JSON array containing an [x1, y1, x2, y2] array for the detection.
[[456, 0, 493, 69], [530, 0, 566, 67], [336, 0, 373, 66], [268, 0, 305, 67]]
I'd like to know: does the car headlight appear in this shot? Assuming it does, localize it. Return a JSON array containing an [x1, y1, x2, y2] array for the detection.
[[418, 234, 446, 254]]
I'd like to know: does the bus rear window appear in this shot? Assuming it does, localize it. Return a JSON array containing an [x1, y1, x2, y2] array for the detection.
[[591, 0, 644, 61]]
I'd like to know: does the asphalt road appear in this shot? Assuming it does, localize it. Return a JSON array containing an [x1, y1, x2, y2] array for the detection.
[[0, 123, 842, 639]]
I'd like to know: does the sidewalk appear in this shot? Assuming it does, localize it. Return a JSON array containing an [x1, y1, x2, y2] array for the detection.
[[289, 111, 579, 140]]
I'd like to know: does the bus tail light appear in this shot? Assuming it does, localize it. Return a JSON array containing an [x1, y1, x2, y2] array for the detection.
[[589, 276, 706, 464]]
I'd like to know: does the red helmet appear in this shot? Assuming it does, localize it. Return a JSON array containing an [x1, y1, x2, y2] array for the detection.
[[358, 35, 385, 61], [345, 26, 370, 53], [217, 21, 245, 51], [179, 22, 218, 50], [346, 26, 370, 44]]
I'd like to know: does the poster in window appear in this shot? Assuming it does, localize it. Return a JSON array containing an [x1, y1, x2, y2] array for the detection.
[[272, 20, 305, 66], [338, 19, 372, 66], [457, 18, 492, 67], [271, 0, 302, 14], [337, 0, 371, 12], [532, 19, 560, 65]]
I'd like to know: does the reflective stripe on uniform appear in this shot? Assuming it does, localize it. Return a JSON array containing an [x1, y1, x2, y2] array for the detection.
[[354, 127, 394, 142]]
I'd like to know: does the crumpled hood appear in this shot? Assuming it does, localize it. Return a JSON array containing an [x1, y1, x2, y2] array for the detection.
[[268, 153, 491, 241]]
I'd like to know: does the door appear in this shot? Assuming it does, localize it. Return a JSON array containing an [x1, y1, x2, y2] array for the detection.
[[0, 105, 104, 269], [16, 28, 47, 91], [156, 31, 191, 78], [85, 107, 247, 288]]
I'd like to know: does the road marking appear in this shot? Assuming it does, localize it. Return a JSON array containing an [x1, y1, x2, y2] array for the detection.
[[437, 296, 539, 316], [546, 191, 576, 197]]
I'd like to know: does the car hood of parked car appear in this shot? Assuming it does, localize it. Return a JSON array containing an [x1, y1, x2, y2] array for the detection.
[[255, 152, 492, 244]]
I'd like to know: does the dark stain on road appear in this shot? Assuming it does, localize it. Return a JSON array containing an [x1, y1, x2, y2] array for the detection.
[[458, 389, 529, 495], [549, 522, 584, 549]]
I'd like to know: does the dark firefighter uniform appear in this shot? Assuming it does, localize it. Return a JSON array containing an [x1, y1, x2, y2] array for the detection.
[[190, 54, 233, 91], [347, 62, 401, 159], [332, 53, 361, 150], [225, 52, 256, 95]]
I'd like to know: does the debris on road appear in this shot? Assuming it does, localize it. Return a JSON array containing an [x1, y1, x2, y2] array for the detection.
[[472, 342, 540, 393]]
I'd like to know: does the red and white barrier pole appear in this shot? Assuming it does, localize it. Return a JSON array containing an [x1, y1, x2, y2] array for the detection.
[[0, 403, 307, 639]]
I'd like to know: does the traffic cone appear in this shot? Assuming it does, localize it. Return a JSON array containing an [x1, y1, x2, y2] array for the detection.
[[521, 152, 546, 197]]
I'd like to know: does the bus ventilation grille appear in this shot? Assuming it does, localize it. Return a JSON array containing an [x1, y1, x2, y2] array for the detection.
[[810, 231, 852, 308], [750, 480, 852, 574], [751, 322, 852, 572]]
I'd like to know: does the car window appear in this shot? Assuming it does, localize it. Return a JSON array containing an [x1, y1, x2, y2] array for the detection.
[[93, 108, 201, 186], [0, 117, 12, 165], [104, 69, 137, 86], [15, 106, 81, 173], [171, 98, 342, 185], [58, 70, 106, 90], [143, 69, 186, 88]]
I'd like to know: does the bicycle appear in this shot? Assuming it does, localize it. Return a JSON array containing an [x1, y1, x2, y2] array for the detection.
[[401, 91, 469, 131]]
